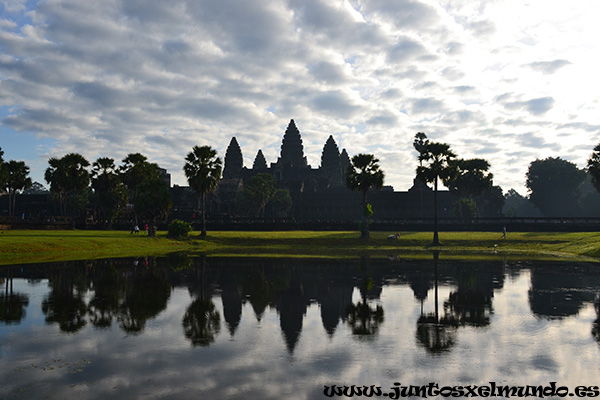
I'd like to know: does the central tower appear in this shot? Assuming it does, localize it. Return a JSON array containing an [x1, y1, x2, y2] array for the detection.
[[276, 119, 308, 168]]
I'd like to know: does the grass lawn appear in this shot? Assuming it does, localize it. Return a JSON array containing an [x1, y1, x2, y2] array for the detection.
[[1, 229, 600, 265]]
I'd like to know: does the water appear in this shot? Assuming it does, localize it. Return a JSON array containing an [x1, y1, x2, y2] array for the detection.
[[1, 255, 600, 399]]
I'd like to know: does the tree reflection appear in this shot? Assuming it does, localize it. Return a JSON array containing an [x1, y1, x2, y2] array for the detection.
[[592, 296, 600, 343], [42, 268, 88, 333], [444, 266, 494, 328], [117, 259, 171, 334], [1, 272, 29, 325], [183, 298, 221, 346], [416, 252, 458, 354], [87, 262, 126, 329], [345, 295, 384, 336], [182, 257, 221, 347], [345, 258, 384, 338]]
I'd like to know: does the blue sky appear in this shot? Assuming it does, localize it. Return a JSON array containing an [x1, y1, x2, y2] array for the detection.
[[1, 0, 600, 194]]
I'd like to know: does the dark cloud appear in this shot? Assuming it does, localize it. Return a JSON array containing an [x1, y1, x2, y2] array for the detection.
[[494, 92, 514, 103], [361, 0, 442, 30], [388, 37, 437, 64], [309, 61, 348, 85], [467, 19, 496, 36], [517, 132, 561, 151], [558, 122, 600, 132], [525, 59, 571, 74], [288, 0, 385, 50], [474, 143, 501, 155], [440, 110, 486, 125], [441, 66, 465, 81], [366, 112, 398, 127], [453, 85, 476, 93], [413, 81, 437, 90], [410, 97, 446, 114], [505, 97, 555, 116], [72, 82, 129, 108], [185, 1, 289, 54], [391, 66, 429, 80], [381, 88, 403, 99], [444, 41, 465, 55], [310, 91, 363, 118]]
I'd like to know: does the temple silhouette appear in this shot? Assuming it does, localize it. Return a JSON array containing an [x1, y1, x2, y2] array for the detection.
[[194, 119, 459, 222], [223, 119, 351, 192]]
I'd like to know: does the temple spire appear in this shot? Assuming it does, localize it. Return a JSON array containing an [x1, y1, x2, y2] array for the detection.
[[253, 149, 268, 170], [320, 135, 342, 185], [340, 148, 351, 182], [277, 119, 307, 168], [223, 137, 243, 179]]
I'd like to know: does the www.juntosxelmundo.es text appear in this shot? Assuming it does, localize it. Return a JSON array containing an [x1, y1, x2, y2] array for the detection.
[[323, 382, 600, 398]]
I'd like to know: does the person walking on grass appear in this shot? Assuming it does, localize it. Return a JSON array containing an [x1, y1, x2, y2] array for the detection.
[[501, 226, 507, 239]]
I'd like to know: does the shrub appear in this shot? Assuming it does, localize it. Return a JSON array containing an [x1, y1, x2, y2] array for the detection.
[[168, 219, 192, 238]]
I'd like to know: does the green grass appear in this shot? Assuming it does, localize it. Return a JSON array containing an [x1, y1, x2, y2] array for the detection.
[[1, 229, 599, 265]]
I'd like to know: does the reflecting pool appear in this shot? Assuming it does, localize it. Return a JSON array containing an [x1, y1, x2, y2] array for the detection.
[[1, 254, 600, 399]]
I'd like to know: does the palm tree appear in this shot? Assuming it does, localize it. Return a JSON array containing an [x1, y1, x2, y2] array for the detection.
[[44, 153, 90, 218], [346, 153, 385, 239], [4, 160, 32, 217], [416, 141, 456, 245], [587, 143, 600, 194], [446, 158, 493, 218], [91, 157, 127, 228], [183, 146, 223, 237], [0, 147, 7, 192], [447, 158, 493, 199]]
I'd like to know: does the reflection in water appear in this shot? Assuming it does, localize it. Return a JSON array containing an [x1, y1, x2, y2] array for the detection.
[[593, 297, 600, 343], [183, 298, 221, 346], [444, 262, 500, 328], [1, 270, 29, 325], [345, 258, 384, 338], [38, 258, 171, 334], [117, 258, 171, 334], [529, 264, 600, 319], [182, 257, 221, 346], [2, 255, 600, 398], [416, 252, 457, 353], [42, 267, 88, 333]]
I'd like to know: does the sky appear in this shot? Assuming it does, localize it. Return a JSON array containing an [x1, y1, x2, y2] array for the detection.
[[1, 0, 600, 194]]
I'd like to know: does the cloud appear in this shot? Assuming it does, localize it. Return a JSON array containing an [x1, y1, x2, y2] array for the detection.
[[525, 59, 571, 74], [366, 112, 399, 127], [387, 37, 437, 64], [558, 122, 600, 133], [453, 85, 476, 94], [0, 0, 598, 195], [410, 97, 446, 114], [310, 91, 363, 118], [504, 97, 555, 116], [2, 0, 28, 13], [360, 0, 442, 31], [467, 19, 496, 37], [309, 61, 350, 85], [517, 132, 561, 151], [440, 109, 486, 125]]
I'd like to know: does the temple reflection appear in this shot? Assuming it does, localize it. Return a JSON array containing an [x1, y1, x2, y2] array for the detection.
[[3, 254, 600, 353]]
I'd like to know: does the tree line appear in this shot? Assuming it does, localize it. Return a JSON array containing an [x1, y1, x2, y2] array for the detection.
[[0, 148, 32, 218], [348, 134, 600, 243], [2, 139, 600, 240]]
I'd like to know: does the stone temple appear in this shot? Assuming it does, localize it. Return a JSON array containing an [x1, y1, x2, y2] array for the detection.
[[223, 119, 351, 193], [193, 119, 457, 223]]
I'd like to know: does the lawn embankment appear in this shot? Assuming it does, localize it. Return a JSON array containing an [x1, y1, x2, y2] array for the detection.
[[0, 230, 599, 265]]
